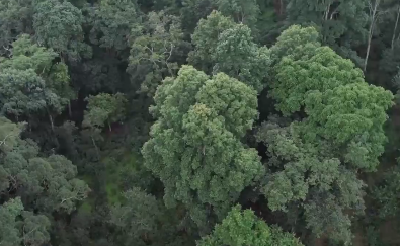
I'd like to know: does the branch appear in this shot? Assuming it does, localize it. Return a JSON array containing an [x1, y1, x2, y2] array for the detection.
[[0, 133, 14, 147]]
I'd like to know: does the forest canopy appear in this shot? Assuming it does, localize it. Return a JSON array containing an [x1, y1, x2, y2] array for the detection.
[[1, 0, 400, 246]]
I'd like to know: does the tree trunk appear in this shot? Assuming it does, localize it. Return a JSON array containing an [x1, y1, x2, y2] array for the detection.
[[91, 135, 100, 161], [392, 4, 400, 50], [107, 120, 111, 132], [49, 112, 54, 131], [68, 101, 72, 117], [364, 0, 380, 72], [364, 35, 372, 72]]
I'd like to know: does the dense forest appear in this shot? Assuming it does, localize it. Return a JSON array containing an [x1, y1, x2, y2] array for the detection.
[[2, 0, 400, 245]]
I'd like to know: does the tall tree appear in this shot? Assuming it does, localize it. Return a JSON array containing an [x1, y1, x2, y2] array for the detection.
[[259, 25, 394, 244], [0, 117, 89, 246], [213, 0, 260, 30], [88, 0, 141, 52], [110, 187, 193, 246], [83, 92, 127, 132], [286, 0, 368, 64], [268, 24, 321, 65], [142, 66, 264, 232], [128, 11, 185, 97], [179, 0, 215, 34], [197, 205, 303, 246], [33, 0, 91, 62], [373, 159, 400, 219], [189, 11, 270, 92], [0, 0, 33, 56], [0, 35, 75, 129], [364, 0, 387, 72]]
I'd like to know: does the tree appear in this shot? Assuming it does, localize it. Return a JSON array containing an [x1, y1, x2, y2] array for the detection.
[[373, 160, 400, 218], [128, 11, 184, 97], [0, 35, 75, 129], [270, 46, 365, 115], [364, 0, 387, 72], [268, 24, 321, 65], [110, 187, 192, 246], [88, 0, 141, 51], [212, 24, 271, 92], [0, 0, 33, 56], [142, 66, 263, 231], [286, 0, 368, 62], [256, 121, 365, 244], [0, 68, 50, 122], [213, 0, 260, 30], [179, 0, 215, 34], [189, 11, 270, 92], [0, 198, 24, 246], [0, 117, 90, 214], [0, 197, 52, 246], [20, 211, 51, 246], [83, 92, 127, 131], [0, 116, 25, 154], [197, 205, 303, 246], [33, 0, 91, 61], [188, 10, 236, 72], [270, 36, 393, 170], [259, 25, 394, 244], [302, 82, 393, 170]]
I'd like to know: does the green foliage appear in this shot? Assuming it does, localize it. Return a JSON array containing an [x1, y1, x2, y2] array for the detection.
[[89, 0, 141, 51], [33, 0, 90, 61], [374, 161, 400, 218], [212, 23, 271, 92], [0, 0, 33, 53], [268, 24, 321, 65], [0, 197, 24, 246], [110, 187, 192, 246], [302, 82, 393, 170], [188, 10, 236, 71], [0, 34, 57, 72], [0, 68, 50, 120], [213, 0, 260, 30], [83, 92, 127, 130], [129, 10, 184, 96], [0, 35, 74, 125], [20, 211, 51, 246], [179, 0, 215, 33], [143, 66, 263, 230], [189, 11, 270, 91], [0, 197, 52, 246], [256, 121, 365, 245], [259, 25, 394, 245], [0, 118, 90, 214], [110, 187, 162, 245], [0, 116, 25, 154], [287, 0, 368, 47], [197, 205, 303, 246], [270, 26, 394, 171], [271, 46, 365, 115], [2, 0, 400, 245]]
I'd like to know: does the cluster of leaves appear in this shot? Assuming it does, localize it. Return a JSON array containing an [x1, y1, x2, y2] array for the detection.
[[142, 65, 264, 231], [0, 35, 75, 129], [1, 0, 400, 245], [197, 205, 303, 246], [128, 10, 185, 96], [83, 92, 127, 130], [189, 11, 270, 92], [0, 117, 89, 245], [256, 25, 394, 245]]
